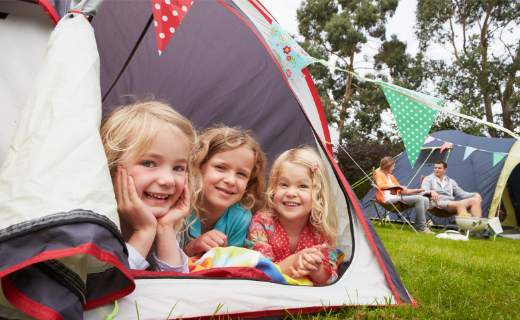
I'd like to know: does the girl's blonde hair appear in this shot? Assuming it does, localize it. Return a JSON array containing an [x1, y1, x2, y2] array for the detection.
[[265, 146, 338, 243], [100, 99, 201, 231], [193, 126, 267, 216]]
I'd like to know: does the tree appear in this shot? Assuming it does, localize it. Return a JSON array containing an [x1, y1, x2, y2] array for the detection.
[[297, 0, 400, 144], [416, 0, 520, 137]]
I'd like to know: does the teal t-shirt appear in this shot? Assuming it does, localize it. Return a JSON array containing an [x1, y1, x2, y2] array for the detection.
[[181, 203, 253, 248]]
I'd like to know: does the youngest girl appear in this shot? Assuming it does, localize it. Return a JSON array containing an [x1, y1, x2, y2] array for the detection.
[[101, 100, 198, 272], [246, 146, 339, 285]]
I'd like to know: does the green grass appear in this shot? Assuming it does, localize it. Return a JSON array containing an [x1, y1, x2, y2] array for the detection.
[[305, 226, 520, 319]]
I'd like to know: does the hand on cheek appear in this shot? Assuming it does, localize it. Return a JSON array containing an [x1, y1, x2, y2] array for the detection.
[[184, 230, 228, 256], [157, 173, 191, 228], [115, 166, 157, 232], [115, 166, 157, 258]]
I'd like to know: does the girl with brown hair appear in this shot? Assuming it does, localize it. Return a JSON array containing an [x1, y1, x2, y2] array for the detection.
[[181, 126, 267, 256]]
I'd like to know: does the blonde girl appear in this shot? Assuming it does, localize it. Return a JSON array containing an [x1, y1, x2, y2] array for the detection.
[[181, 127, 267, 257], [246, 146, 339, 285], [101, 100, 199, 272]]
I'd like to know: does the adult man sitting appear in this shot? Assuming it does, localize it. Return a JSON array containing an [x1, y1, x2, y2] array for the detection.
[[421, 160, 482, 217]]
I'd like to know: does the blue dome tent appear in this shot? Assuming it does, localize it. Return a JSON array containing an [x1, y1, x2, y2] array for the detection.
[[361, 130, 520, 229]]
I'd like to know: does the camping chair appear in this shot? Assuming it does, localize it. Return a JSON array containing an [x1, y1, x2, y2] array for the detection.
[[369, 168, 416, 231], [421, 176, 458, 232]]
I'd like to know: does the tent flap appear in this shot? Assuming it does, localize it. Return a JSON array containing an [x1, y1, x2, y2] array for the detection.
[[0, 14, 133, 319]]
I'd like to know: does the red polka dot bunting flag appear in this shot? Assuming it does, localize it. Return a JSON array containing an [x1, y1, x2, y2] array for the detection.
[[440, 142, 453, 153], [151, 0, 193, 55]]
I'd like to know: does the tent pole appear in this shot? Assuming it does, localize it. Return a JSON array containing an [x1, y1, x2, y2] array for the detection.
[[407, 149, 434, 187], [337, 144, 418, 233]]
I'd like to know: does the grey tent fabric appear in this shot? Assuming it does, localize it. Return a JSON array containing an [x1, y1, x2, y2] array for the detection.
[[93, 0, 317, 164], [361, 130, 516, 224]]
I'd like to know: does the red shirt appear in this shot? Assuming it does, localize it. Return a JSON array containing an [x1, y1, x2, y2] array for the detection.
[[245, 210, 338, 285]]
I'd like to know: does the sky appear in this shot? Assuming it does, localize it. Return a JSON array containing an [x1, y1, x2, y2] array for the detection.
[[261, 0, 423, 55], [259, 0, 454, 143]]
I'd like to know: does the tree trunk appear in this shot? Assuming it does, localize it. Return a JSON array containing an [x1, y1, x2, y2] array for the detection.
[[502, 43, 520, 135], [479, 0, 497, 137], [338, 52, 356, 145]]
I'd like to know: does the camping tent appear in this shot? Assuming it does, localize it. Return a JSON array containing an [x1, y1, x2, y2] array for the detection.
[[360, 130, 520, 229], [0, 0, 415, 319]]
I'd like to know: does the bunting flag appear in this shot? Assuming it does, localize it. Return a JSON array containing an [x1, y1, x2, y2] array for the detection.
[[440, 142, 453, 153], [151, 0, 194, 54], [269, 21, 314, 80], [266, 20, 520, 142], [381, 86, 438, 168], [423, 136, 436, 145], [493, 153, 507, 167], [463, 147, 476, 161]]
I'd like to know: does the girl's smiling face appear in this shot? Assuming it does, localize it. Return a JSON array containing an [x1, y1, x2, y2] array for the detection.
[[200, 146, 255, 216], [273, 163, 313, 226], [122, 127, 190, 218]]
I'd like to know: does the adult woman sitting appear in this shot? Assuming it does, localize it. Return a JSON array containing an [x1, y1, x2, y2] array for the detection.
[[374, 156, 434, 234]]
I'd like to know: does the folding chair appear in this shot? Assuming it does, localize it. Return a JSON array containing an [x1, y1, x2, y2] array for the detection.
[[421, 176, 458, 232], [369, 168, 416, 231]]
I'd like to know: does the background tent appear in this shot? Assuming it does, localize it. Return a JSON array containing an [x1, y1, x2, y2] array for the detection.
[[1, 0, 415, 319], [361, 130, 520, 229]]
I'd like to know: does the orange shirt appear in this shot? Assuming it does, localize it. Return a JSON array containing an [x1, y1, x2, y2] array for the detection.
[[374, 171, 401, 203]]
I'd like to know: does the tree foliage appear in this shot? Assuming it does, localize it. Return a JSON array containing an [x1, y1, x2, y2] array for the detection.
[[335, 139, 404, 199], [416, 0, 520, 137], [297, 0, 406, 144]]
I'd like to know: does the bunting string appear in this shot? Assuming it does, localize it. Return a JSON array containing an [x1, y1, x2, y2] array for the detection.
[[424, 136, 519, 167], [425, 137, 516, 157], [311, 58, 520, 140]]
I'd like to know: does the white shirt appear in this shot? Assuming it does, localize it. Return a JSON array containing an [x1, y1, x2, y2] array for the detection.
[[383, 175, 401, 203], [126, 240, 189, 273], [434, 175, 453, 197]]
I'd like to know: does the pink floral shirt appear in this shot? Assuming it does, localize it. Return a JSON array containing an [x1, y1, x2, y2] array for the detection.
[[245, 210, 338, 285]]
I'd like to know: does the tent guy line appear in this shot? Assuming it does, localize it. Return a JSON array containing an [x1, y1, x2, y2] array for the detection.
[[335, 143, 418, 233]]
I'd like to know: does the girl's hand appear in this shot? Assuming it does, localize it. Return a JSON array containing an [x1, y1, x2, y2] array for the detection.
[[184, 230, 228, 256], [115, 166, 157, 233], [289, 248, 325, 277], [157, 173, 191, 228], [115, 166, 156, 259]]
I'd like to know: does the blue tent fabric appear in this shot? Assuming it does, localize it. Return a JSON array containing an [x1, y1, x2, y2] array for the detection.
[[361, 130, 516, 224]]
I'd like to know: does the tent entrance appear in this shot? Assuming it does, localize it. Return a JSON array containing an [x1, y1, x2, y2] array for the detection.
[[503, 164, 520, 228], [416, 147, 450, 165]]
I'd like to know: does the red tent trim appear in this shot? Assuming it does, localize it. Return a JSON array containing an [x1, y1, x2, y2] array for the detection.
[[2, 276, 65, 320], [34, 0, 60, 25]]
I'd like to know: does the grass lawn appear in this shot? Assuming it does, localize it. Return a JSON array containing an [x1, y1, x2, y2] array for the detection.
[[308, 226, 520, 319]]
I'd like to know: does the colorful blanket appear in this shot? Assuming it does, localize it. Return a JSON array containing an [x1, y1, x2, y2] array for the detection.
[[189, 247, 313, 286]]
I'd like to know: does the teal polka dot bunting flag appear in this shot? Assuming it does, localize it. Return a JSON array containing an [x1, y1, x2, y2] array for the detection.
[[381, 86, 438, 168]]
